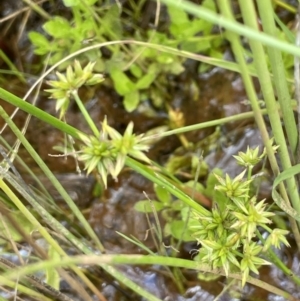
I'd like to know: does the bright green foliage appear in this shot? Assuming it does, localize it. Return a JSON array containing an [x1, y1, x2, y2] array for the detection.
[[263, 228, 290, 251], [62, 0, 98, 7], [45, 59, 151, 188], [45, 60, 104, 118], [214, 170, 251, 199], [240, 242, 271, 287], [28, 0, 222, 111], [167, 0, 221, 53], [188, 147, 290, 287], [233, 146, 266, 169], [78, 118, 150, 188]]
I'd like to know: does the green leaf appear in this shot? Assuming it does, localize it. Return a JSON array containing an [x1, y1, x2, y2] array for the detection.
[[84, 0, 98, 5], [130, 64, 143, 78], [49, 52, 65, 67], [167, 5, 189, 27], [110, 68, 136, 96], [273, 12, 295, 43], [157, 54, 174, 64], [134, 200, 165, 213], [154, 184, 172, 204], [136, 72, 157, 89], [202, 0, 216, 11], [79, 19, 95, 39], [172, 200, 184, 211], [43, 17, 71, 38], [102, 4, 123, 38], [181, 206, 192, 222], [28, 32, 50, 55], [165, 155, 188, 175], [181, 39, 210, 52], [169, 220, 192, 241], [62, 0, 80, 7], [124, 90, 139, 112]]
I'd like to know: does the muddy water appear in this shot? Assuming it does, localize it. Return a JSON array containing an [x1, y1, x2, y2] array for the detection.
[[1, 2, 300, 301]]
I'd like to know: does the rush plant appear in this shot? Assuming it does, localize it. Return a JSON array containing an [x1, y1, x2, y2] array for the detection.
[[188, 146, 290, 286]]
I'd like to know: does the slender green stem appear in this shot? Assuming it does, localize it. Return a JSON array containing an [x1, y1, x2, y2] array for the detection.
[[256, 1, 298, 156], [22, 0, 51, 19], [2, 254, 295, 301], [238, 0, 300, 229], [218, 0, 300, 252], [247, 166, 253, 182], [0, 275, 51, 301], [0, 88, 83, 139], [72, 90, 100, 137], [0, 86, 269, 147], [142, 109, 267, 141], [0, 50, 26, 83], [160, 0, 300, 58], [126, 157, 210, 216], [0, 106, 105, 252], [0, 106, 161, 301]]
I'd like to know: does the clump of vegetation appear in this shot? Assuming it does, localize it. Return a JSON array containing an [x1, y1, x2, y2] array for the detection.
[[29, 0, 223, 111], [1, 0, 300, 300], [188, 147, 289, 286]]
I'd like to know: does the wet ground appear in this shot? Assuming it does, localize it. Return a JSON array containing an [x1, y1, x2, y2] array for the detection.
[[1, 1, 300, 301]]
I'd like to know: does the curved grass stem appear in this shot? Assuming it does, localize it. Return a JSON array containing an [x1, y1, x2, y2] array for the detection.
[[71, 90, 100, 137]]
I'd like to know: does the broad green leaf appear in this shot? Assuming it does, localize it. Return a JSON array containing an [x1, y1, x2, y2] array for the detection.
[[79, 19, 95, 39], [202, 0, 216, 11], [169, 220, 192, 241], [124, 90, 139, 112], [62, 0, 79, 7], [130, 64, 143, 78], [165, 155, 191, 174], [84, 0, 98, 5], [136, 72, 157, 89], [181, 39, 210, 52], [134, 200, 165, 213], [185, 181, 205, 192], [110, 68, 136, 95], [43, 17, 71, 38], [154, 184, 172, 204], [172, 200, 184, 211], [165, 61, 185, 75], [167, 5, 189, 26], [28, 32, 50, 55], [102, 4, 123, 39], [157, 54, 174, 64]]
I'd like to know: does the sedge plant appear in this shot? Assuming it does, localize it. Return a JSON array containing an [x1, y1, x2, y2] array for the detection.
[[43, 60, 297, 290], [1, 0, 300, 300]]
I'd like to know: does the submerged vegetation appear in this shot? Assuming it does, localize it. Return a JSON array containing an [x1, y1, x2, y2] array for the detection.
[[1, 0, 300, 300]]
